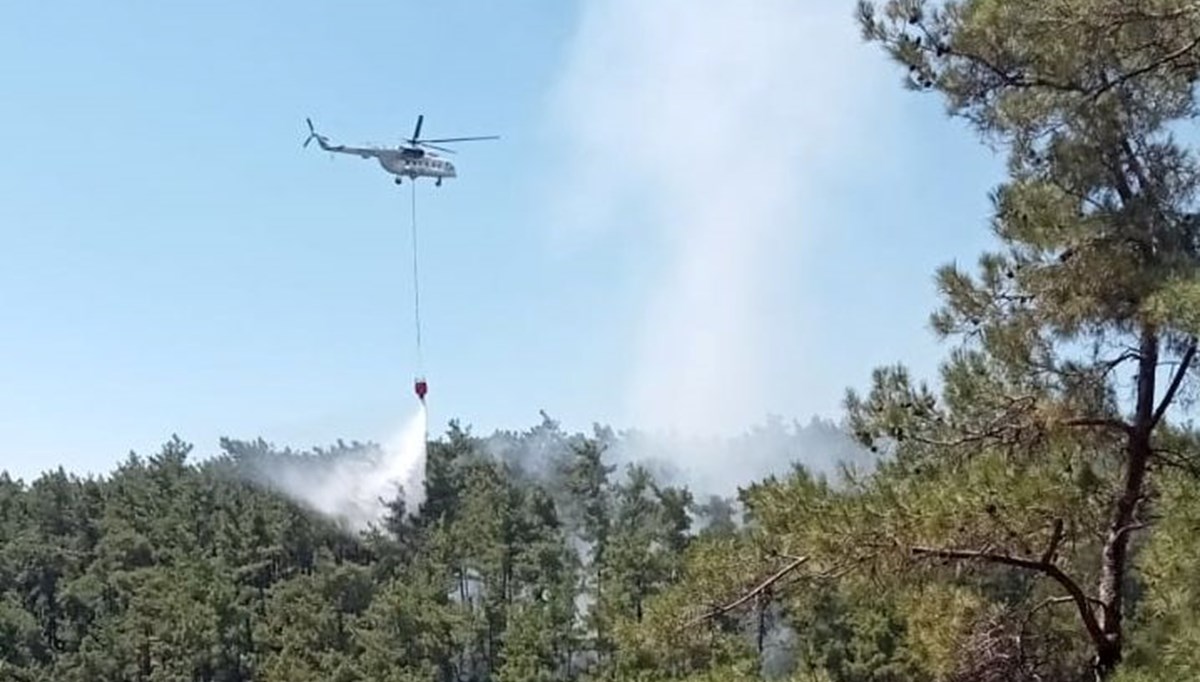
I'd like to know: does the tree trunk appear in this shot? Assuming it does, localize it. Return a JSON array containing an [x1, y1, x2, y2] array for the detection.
[[756, 593, 767, 655], [1095, 327, 1158, 675], [140, 622, 152, 680]]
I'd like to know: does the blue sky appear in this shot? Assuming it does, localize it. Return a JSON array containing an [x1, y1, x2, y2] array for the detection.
[[1, 1, 1004, 481]]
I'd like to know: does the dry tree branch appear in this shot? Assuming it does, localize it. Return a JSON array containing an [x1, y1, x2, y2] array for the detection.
[[1040, 518, 1064, 565], [1062, 418, 1134, 434], [681, 555, 810, 629], [910, 545, 1106, 650]]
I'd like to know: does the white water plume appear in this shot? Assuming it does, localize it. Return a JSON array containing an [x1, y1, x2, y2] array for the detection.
[[259, 403, 428, 532]]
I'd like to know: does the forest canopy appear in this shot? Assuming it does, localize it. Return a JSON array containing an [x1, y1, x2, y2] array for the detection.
[[0, 418, 864, 682]]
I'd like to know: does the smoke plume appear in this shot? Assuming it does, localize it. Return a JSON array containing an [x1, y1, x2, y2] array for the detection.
[[550, 0, 884, 435]]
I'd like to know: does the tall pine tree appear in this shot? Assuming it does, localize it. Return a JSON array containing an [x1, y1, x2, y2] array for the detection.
[[851, 0, 1200, 675]]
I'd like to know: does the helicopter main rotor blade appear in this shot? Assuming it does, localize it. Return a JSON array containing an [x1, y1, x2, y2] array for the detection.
[[418, 142, 457, 154], [411, 115, 424, 144], [419, 135, 500, 143]]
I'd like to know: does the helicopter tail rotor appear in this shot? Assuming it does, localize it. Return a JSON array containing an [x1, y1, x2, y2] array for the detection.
[[303, 117, 325, 149]]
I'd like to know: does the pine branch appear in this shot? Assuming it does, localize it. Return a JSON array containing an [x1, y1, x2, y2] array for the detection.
[[914, 39, 1081, 93], [1090, 33, 1200, 101], [1150, 339, 1197, 431], [900, 12, 1200, 102], [683, 555, 809, 628], [1017, 595, 1107, 670], [1100, 351, 1141, 377], [1113, 522, 1149, 542], [910, 545, 1106, 650], [1100, 5, 1200, 23], [1062, 418, 1133, 435], [1028, 595, 1077, 617], [1019, 596, 1078, 648], [1040, 519, 1064, 565], [1150, 446, 1200, 477]]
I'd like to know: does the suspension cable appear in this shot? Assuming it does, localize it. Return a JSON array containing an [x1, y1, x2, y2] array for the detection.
[[409, 179, 423, 373]]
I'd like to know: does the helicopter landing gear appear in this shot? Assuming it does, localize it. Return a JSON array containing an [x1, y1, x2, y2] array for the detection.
[[436, 177, 442, 187], [394, 177, 403, 185]]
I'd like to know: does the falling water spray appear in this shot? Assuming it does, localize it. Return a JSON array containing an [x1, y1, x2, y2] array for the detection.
[[368, 399, 428, 522], [249, 400, 428, 533]]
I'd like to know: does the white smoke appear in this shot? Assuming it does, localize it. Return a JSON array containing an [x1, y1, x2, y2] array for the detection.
[[604, 416, 874, 497], [549, 0, 886, 435], [260, 404, 428, 532]]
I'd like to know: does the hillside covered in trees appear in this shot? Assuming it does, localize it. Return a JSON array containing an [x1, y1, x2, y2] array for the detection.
[[7, 0, 1200, 679]]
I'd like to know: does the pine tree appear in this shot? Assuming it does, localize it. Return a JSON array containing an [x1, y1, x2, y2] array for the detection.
[[851, 0, 1200, 675]]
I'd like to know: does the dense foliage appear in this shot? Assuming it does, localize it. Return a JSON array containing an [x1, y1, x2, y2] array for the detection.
[[0, 419, 869, 682], [0, 405, 1196, 682], [6, 0, 1200, 679]]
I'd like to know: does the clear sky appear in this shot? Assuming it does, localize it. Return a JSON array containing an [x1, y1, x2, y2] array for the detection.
[[1, 1, 1005, 482]]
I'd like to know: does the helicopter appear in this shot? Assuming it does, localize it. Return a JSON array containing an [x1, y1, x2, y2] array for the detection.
[[303, 115, 497, 186]]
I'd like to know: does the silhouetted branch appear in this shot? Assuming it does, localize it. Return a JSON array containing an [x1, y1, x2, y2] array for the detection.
[[911, 545, 1105, 650], [1091, 34, 1200, 101], [1040, 519, 1064, 565], [1150, 340, 1197, 430]]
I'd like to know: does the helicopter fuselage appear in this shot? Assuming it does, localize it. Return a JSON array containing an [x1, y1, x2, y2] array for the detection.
[[379, 152, 457, 181]]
